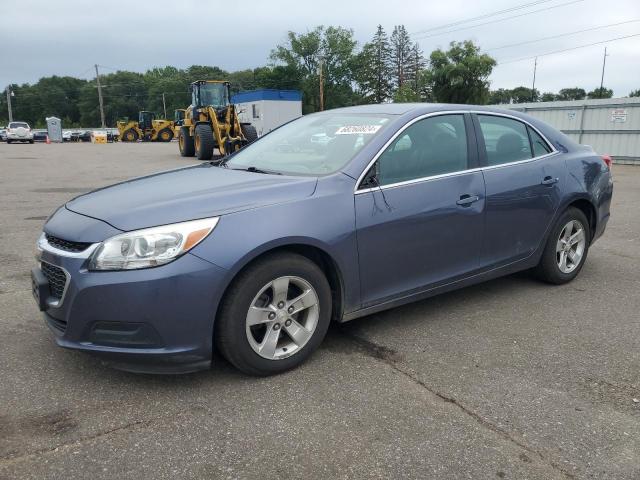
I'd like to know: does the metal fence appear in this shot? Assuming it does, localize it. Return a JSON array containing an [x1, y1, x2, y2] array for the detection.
[[501, 97, 640, 165]]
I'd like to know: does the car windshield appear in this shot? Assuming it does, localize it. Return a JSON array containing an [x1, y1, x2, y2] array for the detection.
[[226, 113, 394, 175], [9, 122, 29, 129]]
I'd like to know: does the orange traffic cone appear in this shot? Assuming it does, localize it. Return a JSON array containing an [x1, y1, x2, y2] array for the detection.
[[45, 135, 51, 144]]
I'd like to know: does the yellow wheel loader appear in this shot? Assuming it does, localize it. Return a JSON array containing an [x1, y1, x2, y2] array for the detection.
[[117, 111, 175, 142], [178, 80, 257, 160]]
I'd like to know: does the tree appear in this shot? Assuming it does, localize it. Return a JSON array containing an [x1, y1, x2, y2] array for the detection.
[[489, 88, 512, 104], [393, 85, 421, 103], [271, 26, 358, 113], [556, 88, 586, 101], [390, 25, 413, 89], [354, 25, 393, 103], [510, 86, 539, 103], [540, 92, 557, 102], [630, 89, 640, 97], [587, 87, 613, 99], [426, 41, 496, 104], [406, 43, 426, 91]]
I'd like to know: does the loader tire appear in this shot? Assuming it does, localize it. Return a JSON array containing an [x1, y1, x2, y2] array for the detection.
[[241, 124, 258, 144], [195, 124, 215, 160], [179, 126, 195, 157], [122, 129, 138, 142], [158, 128, 173, 142]]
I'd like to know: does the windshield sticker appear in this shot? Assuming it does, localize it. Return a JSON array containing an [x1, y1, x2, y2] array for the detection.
[[335, 125, 382, 135]]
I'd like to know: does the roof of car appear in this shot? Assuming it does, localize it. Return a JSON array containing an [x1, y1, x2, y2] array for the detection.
[[327, 103, 518, 116]]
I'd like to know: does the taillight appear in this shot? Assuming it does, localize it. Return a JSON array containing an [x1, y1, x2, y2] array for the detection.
[[601, 155, 612, 169]]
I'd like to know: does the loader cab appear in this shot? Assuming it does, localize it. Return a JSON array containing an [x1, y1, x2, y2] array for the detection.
[[138, 111, 155, 130], [174, 109, 186, 126], [192, 81, 230, 109]]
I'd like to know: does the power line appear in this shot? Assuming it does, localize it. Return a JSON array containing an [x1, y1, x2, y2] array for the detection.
[[411, 0, 556, 35], [486, 19, 640, 51], [412, 0, 584, 40], [496, 32, 640, 64]]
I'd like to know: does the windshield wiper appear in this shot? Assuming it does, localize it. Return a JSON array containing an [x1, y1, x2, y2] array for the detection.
[[230, 166, 282, 175]]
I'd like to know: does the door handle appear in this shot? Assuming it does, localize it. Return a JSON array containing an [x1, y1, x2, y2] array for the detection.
[[456, 194, 480, 206], [541, 176, 559, 185]]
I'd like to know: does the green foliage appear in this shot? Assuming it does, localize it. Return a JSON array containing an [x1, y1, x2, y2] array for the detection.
[[271, 25, 359, 113], [587, 87, 613, 99], [540, 92, 557, 102], [426, 41, 496, 104], [390, 25, 414, 89], [354, 25, 393, 104], [393, 85, 421, 103], [557, 88, 586, 101], [630, 89, 640, 98]]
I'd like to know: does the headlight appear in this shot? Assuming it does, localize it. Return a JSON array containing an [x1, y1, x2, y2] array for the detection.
[[89, 217, 219, 271]]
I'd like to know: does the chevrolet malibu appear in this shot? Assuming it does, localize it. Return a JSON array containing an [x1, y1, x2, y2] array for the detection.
[[32, 104, 613, 375]]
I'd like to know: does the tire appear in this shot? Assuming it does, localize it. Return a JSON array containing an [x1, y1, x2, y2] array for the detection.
[[533, 207, 590, 284], [6, 140, 11, 144], [178, 126, 195, 157], [122, 129, 138, 142], [194, 124, 215, 160], [216, 252, 332, 376], [29, 140, 34, 144], [157, 128, 173, 142], [241, 124, 258, 144]]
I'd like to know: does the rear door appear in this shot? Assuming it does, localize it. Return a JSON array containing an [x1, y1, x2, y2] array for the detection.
[[473, 113, 565, 269], [355, 113, 486, 307]]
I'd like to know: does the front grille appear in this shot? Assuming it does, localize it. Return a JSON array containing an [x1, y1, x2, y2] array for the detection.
[[41, 262, 67, 300], [45, 233, 91, 253]]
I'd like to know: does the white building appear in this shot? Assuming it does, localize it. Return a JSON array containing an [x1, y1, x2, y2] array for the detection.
[[231, 90, 302, 137]]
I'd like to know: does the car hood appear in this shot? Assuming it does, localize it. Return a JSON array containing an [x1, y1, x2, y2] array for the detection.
[[66, 163, 318, 231]]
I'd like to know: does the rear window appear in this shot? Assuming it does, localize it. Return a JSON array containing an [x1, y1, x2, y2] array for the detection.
[[9, 122, 29, 129]]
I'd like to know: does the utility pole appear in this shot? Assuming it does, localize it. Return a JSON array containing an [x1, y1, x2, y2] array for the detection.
[[94, 64, 106, 128], [5, 87, 13, 122], [318, 57, 325, 112], [599, 47, 608, 93], [531, 57, 538, 102], [162, 93, 167, 119]]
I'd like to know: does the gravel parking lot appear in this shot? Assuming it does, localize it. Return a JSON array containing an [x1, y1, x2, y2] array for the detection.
[[0, 142, 638, 479]]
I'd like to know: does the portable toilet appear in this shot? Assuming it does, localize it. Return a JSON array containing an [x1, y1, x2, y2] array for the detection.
[[45, 117, 63, 143]]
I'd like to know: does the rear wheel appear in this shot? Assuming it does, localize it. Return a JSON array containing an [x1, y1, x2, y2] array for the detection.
[[178, 126, 195, 157], [533, 207, 590, 284], [157, 128, 173, 142], [122, 129, 138, 142], [195, 124, 215, 160], [215, 253, 332, 376]]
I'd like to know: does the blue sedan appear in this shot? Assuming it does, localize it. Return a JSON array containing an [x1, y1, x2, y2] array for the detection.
[[32, 104, 613, 375]]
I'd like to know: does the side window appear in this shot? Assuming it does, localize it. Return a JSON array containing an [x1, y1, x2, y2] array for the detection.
[[478, 115, 532, 166], [372, 114, 468, 187], [528, 126, 552, 156]]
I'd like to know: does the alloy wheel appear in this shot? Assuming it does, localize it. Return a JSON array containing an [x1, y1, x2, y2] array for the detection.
[[245, 276, 320, 360], [556, 220, 586, 274]]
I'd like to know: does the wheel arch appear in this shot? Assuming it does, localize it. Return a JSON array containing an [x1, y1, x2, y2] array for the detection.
[[565, 196, 597, 243], [215, 242, 346, 326]]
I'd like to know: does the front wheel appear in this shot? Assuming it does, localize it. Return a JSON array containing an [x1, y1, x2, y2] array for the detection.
[[533, 207, 590, 284], [195, 124, 215, 160], [215, 253, 332, 376], [157, 128, 173, 142]]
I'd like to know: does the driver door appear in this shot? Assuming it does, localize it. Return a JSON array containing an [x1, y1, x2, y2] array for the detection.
[[355, 113, 486, 307]]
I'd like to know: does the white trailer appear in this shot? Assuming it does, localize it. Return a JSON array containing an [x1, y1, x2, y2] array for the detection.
[[231, 90, 302, 137]]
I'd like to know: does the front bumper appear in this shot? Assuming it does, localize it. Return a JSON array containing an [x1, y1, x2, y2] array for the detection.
[[36, 234, 229, 374]]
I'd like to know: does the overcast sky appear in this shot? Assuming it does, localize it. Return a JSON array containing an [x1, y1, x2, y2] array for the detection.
[[1, 0, 639, 96]]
